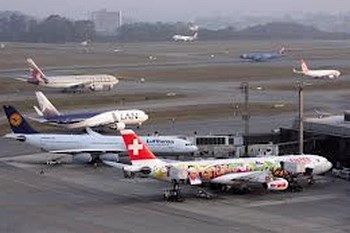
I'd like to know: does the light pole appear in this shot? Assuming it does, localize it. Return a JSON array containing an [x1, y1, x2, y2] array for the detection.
[[240, 82, 250, 157], [297, 81, 304, 155]]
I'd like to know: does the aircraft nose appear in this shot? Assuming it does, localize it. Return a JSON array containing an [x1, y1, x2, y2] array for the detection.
[[143, 113, 149, 121], [191, 145, 198, 152], [326, 161, 333, 171], [240, 54, 246, 59]]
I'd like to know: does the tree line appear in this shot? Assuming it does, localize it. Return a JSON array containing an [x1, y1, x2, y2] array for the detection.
[[1, 11, 349, 44], [0, 12, 95, 43]]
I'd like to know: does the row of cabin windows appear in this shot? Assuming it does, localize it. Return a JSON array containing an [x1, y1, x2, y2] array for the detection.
[[196, 137, 227, 145]]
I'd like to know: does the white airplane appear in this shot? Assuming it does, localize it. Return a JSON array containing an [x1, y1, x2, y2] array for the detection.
[[293, 59, 341, 79], [31, 92, 148, 130], [172, 31, 198, 42], [105, 129, 333, 201], [3, 105, 197, 163], [22, 58, 119, 91]]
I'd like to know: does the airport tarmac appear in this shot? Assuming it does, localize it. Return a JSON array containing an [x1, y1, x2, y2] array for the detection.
[[0, 143, 349, 233], [0, 40, 349, 232], [0, 40, 349, 136]]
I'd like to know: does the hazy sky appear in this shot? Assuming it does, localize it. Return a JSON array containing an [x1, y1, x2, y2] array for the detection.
[[1, 0, 349, 21]]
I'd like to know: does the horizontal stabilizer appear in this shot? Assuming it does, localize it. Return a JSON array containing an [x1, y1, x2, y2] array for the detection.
[[33, 106, 43, 116]]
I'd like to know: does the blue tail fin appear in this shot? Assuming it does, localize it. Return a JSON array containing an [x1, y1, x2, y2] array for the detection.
[[3, 105, 38, 134]]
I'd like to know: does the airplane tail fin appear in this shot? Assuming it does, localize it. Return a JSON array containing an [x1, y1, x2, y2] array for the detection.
[[301, 59, 309, 72], [279, 47, 286, 55], [3, 105, 38, 134], [35, 91, 60, 118], [26, 58, 48, 84], [120, 129, 158, 164]]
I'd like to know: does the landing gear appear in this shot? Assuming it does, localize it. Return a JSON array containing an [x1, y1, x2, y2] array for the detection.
[[195, 188, 215, 199], [123, 170, 135, 178], [163, 182, 184, 202]]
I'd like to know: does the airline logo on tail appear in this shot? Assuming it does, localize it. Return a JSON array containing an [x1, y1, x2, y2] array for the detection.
[[128, 139, 143, 156], [9, 113, 23, 127], [26, 58, 49, 84], [120, 129, 157, 161]]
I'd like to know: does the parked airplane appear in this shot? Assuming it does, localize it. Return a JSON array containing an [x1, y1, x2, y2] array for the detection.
[[3, 105, 197, 163], [172, 31, 198, 42], [23, 58, 119, 91], [105, 129, 332, 201], [31, 91, 148, 129], [293, 59, 341, 79], [240, 47, 285, 62]]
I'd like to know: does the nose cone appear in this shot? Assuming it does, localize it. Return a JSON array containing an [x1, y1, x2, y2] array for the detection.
[[190, 145, 198, 152], [143, 112, 149, 121], [240, 54, 247, 59], [326, 161, 333, 171], [113, 76, 119, 84]]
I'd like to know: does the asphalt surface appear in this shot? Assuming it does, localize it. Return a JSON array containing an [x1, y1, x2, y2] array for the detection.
[[0, 144, 348, 233], [0, 40, 349, 232]]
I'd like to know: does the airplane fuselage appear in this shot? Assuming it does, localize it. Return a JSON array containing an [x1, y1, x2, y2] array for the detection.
[[5, 133, 198, 155], [40, 109, 148, 129], [132, 154, 332, 183], [29, 74, 119, 91], [240, 52, 283, 62], [303, 70, 341, 79]]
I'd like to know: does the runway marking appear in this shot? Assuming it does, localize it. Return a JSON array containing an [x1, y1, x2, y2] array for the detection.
[[246, 194, 340, 207]]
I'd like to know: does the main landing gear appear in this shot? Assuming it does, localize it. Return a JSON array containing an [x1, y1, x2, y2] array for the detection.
[[195, 188, 216, 199], [163, 182, 184, 202]]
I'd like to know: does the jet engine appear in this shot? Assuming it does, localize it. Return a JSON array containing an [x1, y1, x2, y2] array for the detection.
[[263, 178, 289, 191], [72, 153, 92, 164], [109, 122, 126, 130], [99, 153, 119, 162], [89, 84, 113, 91]]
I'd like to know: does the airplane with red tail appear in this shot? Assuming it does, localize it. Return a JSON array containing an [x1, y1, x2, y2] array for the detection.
[[104, 129, 333, 201]]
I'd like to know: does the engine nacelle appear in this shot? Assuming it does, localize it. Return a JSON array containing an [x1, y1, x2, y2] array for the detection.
[[72, 153, 92, 164], [264, 178, 289, 191], [123, 165, 152, 175], [89, 84, 113, 91], [99, 153, 119, 162], [109, 122, 126, 130]]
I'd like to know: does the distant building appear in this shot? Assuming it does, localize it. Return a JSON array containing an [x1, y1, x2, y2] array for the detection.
[[91, 9, 122, 35], [280, 111, 350, 167]]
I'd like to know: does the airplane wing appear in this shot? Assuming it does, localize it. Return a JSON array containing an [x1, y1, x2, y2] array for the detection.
[[293, 68, 303, 74], [102, 160, 129, 169], [210, 171, 269, 184], [27, 116, 50, 124], [14, 77, 28, 82], [65, 82, 90, 90], [50, 148, 124, 154]]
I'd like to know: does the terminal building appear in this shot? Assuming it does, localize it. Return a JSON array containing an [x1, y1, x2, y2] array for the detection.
[[91, 9, 122, 35], [280, 111, 350, 167], [189, 135, 278, 158]]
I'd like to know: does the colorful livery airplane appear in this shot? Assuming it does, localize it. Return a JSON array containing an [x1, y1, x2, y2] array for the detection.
[[105, 129, 333, 201]]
